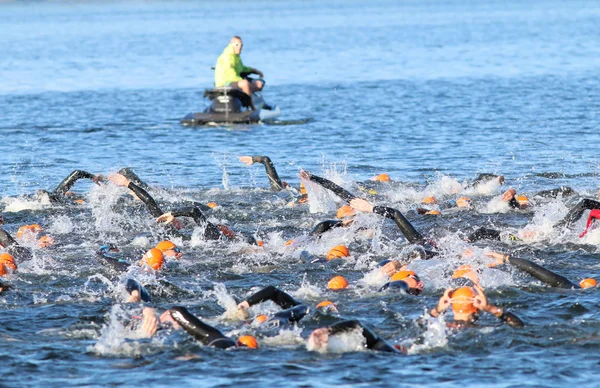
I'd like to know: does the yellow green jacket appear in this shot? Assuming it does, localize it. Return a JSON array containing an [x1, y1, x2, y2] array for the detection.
[[214, 44, 252, 87]]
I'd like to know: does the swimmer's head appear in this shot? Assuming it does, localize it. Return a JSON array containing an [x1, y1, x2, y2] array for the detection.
[[38, 235, 55, 248], [450, 287, 477, 315], [373, 173, 391, 182], [206, 202, 219, 209], [580, 278, 597, 289], [17, 224, 43, 239], [516, 195, 529, 206], [155, 240, 182, 259], [237, 335, 259, 349], [425, 209, 441, 215], [336, 205, 356, 219], [452, 265, 473, 279], [422, 196, 437, 205], [456, 196, 472, 208], [316, 300, 338, 313], [327, 275, 348, 290], [254, 315, 269, 325], [327, 245, 350, 260], [141, 248, 165, 271], [0, 253, 17, 273], [390, 270, 423, 295]]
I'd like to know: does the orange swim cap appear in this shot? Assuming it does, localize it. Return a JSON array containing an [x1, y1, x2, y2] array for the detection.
[[422, 196, 437, 205], [316, 300, 338, 313], [0, 264, 7, 277], [327, 245, 350, 260], [206, 202, 218, 209], [256, 240, 264, 247], [451, 287, 477, 314], [0, 253, 17, 271], [580, 278, 597, 289], [327, 275, 349, 290], [425, 210, 441, 215], [38, 235, 55, 248], [390, 270, 417, 282], [336, 205, 356, 219], [452, 265, 473, 279], [237, 335, 259, 349], [373, 173, 391, 182], [141, 248, 164, 271], [217, 224, 235, 239], [456, 197, 472, 208], [516, 195, 529, 206], [17, 224, 43, 239], [300, 183, 307, 195], [254, 315, 269, 324], [285, 239, 295, 246], [155, 240, 177, 252]]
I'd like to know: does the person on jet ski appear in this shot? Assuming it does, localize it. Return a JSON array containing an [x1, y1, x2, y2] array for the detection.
[[215, 36, 264, 111]]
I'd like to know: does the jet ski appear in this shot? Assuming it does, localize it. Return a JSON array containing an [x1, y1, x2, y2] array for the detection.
[[180, 79, 280, 126]]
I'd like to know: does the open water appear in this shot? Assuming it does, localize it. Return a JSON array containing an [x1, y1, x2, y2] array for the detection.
[[2, 1, 600, 387]]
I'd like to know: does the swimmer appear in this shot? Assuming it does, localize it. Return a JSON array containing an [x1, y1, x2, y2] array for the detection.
[[236, 285, 309, 325], [35, 169, 105, 204], [299, 170, 433, 250], [379, 270, 424, 295], [486, 251, 596, 289], [0, 228, 32, 261], [161, 306, 258, 349], [429, 284, 524, 328], [307, 320, 403, 353]]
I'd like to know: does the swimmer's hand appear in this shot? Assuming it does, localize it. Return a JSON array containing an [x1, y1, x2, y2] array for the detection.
[[236, 301, 250, 320], [435, 289, 453, 314], [486, 251, 508, 267], [159, 310, 181, 330], [349, 198, 374, 213], [142, 307, 158, 337], [109, 173, 131, 187], [473, 284, 489, 312], [92, 174, 106, 185], [380, 260, 402, 277], [298, 169, 311, 180], [238, 156, 254, 166], [501, 188, 516, 202], [127, 289, 141, 303], [308, 328, 330, 350], [156, 213, 184, 230]]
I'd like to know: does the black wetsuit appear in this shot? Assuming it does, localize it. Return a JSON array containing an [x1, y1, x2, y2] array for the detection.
[[327, 320, 400, 353], [555, 198, 600, 228], [125, 278, 151, 302], [310, 220, 344, 237], [534, 186, 576, 199], [245, 286, 309, 324], [250, 156, 283, 191], [36, 169, 98, 203], [169, 306, 237, 349], [470, 173, 504, 186], [0, 228, 31, 260], [504, 255, 579, 289]]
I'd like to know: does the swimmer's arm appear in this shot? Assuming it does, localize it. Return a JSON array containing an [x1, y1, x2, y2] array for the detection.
[[244, 285, 300, 309], [481, 304, 525, 328], [170, 207, 222, 240], [240, 156, 283, 191], [329, 320, 398, 353], [54, 170, 102, 196], [299, 171, 357, 202], [309, 220, 343, 236], [371, 206, 426, 245], [505, 255, 576, 288], [169, 306, 229, 346], [127, 182, 164, 218], [118, 168, 150, 191]]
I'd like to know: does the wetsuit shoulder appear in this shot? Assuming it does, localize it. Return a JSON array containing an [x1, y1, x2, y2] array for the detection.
[[169, 306, 236, 349], [246, 285, 301, 309]]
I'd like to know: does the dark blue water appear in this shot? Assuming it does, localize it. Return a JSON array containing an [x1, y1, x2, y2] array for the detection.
[[2, 1, 600, 386]]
